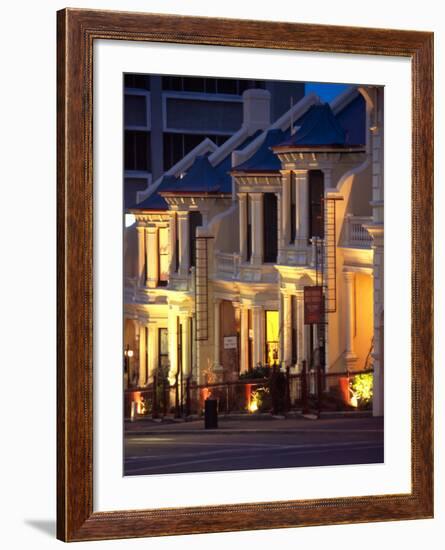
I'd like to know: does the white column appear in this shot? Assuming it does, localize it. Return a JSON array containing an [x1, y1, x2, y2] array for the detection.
[[296, 291, 307, 368], [167, 308, 178, 384], [213, 299, 222, 369], [240, 305, 249, 374], [294, 170, 309, 248], [136, 225, 146, 285], [252, 305, 264, 366], [145, 226, 158, 288], [281, 172, 291, 248], [138, 323, 147, 387], [181, 314, 192, 377], [169, 212, 177, 274], [250, 193, 263, 265], [344, 271, 358, 367], [282, 293, 292, 366], [276, 191, 283, 262], [177, 211, 190, 276], [147, 324, 157, 382], [322, 167, 333, 189], [238, 193, 247, 261]]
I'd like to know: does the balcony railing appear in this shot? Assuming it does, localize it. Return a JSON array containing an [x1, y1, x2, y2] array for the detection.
[[344, 215, 373, 248], [214, 251, 240, 279]]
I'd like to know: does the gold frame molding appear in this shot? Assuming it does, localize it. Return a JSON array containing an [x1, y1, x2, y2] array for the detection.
[[57, 8, 433, 542]]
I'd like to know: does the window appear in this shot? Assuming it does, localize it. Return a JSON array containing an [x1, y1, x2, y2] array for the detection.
[[124, 95, 147, 127], [189, 211, 203, 268], [158, 227, 169, 286], [309, 170, 324, 239], [163, 133, 230, 171], [166, 98, 242, 133], [158, 328, 169, 376], [246, 195, 252, 262], [290, 173, 296, 244], [265, 310, 279, 367], [263, 193, 278, 263], [124, 74, 150, 89], [161, 76, 265, 95], [124, 131, 150, 171], [291, 295, 298, 365], [183, 77, 205, 93]]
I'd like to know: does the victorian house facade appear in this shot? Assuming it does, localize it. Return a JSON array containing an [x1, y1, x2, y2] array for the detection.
[[124, 85, 384, 417]]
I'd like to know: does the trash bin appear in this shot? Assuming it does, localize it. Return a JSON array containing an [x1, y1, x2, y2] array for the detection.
[[204, 398, 218, 429]]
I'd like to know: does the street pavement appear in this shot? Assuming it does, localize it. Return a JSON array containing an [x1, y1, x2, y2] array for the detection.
[[124, 416, 383, 476]]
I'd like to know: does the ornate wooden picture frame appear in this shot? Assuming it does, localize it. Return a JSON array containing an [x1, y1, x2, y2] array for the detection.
[[57, 8, 433, 542]]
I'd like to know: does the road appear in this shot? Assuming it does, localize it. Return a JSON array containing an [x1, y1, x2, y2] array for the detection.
[[124, 416, 384, 476]]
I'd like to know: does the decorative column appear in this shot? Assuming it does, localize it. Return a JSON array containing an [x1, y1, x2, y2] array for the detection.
[[167, 307, 178, 384], [169, 211, 177, 274], [239, 304, 249, 374], [213, 299, 222, 370], [181, 314, 192, 377], [177, 211, 190, 276], [294, 170, 309, 248], [138, 322, 147, 387], [322, 167, 333, 190], [145, 226, 158, 289], [250, 193, 263, 265], [252, 304, 264, 367], [136, 224, 146, 286], [238, 193, 247, 261], [344, 271, 358, 367], [281, 172, 291, 249], [296, 291, 307, 368], [147, 324, 157, 382], [282, 293, 292, 366], [276, 191, 282, 262]]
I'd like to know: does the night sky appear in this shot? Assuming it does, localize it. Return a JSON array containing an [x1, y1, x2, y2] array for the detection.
[[305, 82, 352, 102]]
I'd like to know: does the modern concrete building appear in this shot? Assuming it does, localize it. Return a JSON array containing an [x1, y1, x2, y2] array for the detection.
[[124, 74, 304, 206], [124, 84, 384, 417]]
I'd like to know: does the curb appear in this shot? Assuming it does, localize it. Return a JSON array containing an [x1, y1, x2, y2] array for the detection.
[[125, 428, 325, 436]]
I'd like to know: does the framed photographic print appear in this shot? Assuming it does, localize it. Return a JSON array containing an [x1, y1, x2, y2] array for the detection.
[[57, 8, 433, 542]]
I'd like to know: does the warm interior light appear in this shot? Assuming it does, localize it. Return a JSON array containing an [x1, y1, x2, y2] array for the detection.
[[127, 349, 134, 358]]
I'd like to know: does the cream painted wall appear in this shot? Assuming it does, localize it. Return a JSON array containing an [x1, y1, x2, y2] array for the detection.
[[353, 272, 374, 369]]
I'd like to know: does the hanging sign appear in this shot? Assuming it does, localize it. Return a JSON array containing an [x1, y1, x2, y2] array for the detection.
[[304, 286, 324, 324]]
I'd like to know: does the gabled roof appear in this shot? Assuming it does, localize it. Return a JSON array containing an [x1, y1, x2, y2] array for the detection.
[[159, 155, 223, 195], [334, 93, 366, 146], [273, 103, 358, 150], [132, 175, 177, 211], [231, 129, 288, 173], [131, 132, 263, 211]]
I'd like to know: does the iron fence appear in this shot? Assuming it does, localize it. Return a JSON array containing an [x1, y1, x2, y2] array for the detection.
[[124, 364, 374, 420]]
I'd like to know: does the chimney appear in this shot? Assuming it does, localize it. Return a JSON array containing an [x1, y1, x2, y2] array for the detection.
[[242, 89, 271, 134]]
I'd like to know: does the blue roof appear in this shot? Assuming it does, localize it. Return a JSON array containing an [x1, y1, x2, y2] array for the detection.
[[132, 175, 177, 211], [160, 155, 223, 194], [233, 129, 289, 172], [275, 103, 350, 148], [335, 94, 366, 146]]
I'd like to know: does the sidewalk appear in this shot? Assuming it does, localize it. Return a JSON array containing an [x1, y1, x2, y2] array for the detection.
[[125, 413, 380, 436]]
